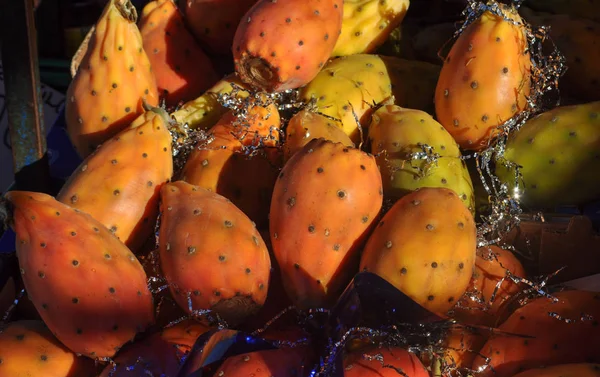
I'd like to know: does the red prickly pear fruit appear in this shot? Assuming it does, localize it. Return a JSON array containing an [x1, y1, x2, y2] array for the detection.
[[434, 3, 532, 151], [472, 289, 600, 377], [512, 363, 600, 377], [232, 0, 344, 92], [184, 0, 257, 56], [343, 347, 429, 377], [211, 348, 312, 377], [56, 108, 173, 253], [450, 245, 526, 327], [139, 0, 219, 107], [360, 187, 477, 317], [1, 191, 155, 359], [99, 319, 210, 376], [270, 138, 383, 309], [158, 181, 271, 326], [66, 0, 159, 158], [0, 320, 97, 377]]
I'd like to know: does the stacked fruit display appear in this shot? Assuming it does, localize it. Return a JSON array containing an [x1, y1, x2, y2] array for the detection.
[[1, 0, 600, 376]]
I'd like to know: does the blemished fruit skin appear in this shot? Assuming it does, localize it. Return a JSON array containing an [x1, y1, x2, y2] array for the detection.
[[232, 0, 343, 92], [369, 105, 475, 212], [512, 363, 600, 377], [139, 0, 219, 107], [495, 101, 600, 208], [270, 138, 383, 310], [343, 347, 430, 377], [158, 181, 271, 326], [472, 290, 600, 377], [360, 187, 477, 317], [0, 320, 97, 377], [3, 190, 155, 359], [56, 108, 173, 253], [434, 3, 532, 151], [66, 0, 159, 158]]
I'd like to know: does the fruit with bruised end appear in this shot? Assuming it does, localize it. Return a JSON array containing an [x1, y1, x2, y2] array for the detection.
[[1, 191, 155, 358], [270, 138, 383, 309], [360, 187, 477, 317]]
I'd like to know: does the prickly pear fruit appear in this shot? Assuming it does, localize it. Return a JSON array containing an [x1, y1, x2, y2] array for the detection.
[[99, 320, 209, 376], [423, 326, 488, 376], [184, 0, 257, 55], [332, 0, 410, 56], [1, 191, 155, 358], [300, 54, 440, 143], [56, 107, 173, 252], [210, 348, 311, 377], [344, 347, 429, 377], [450, 245, 525, 327], [158, 181, 271, 325], [0, 320, 96, 377], [369, 105, 475, 212], [495, 101, 600, 208], [513, 363, 600, 377], [232, 0, 343, 92], [139, 0, 219, 107], [360, 187, 477, 317], [526, 0, 600, 22], [270, 138, 383, 309], [284, 109, 354, 162], [434, 3, 532, 151], [472, 289, 600, 377], [66, 0, 159, 158], [171, 73, 251, 130]]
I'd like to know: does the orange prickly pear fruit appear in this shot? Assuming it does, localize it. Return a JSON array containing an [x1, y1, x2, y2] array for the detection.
[[0, 320, 97, 377], [139, 0, 219, 107], [209, 348, 311, 377], [1, 191, 155, 359], [184, 0, 257, 55], [270, 138, 383, 309], [232, 0, 344, 92], [158, 181, 271, 326], [512, 363, 600, 377], [450, 245, 526, 327], [472, 289, 600, 377], [434, 3, 532, 151], [66, 0, 159, 158], [344, 347, 429, 377], [360, 187, 477, 317], [56, 107, 173, 253]]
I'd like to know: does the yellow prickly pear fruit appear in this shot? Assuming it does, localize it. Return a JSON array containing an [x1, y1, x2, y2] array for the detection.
[[66, 0, 159, 158], [434, 3, 532, 151], [332, 0, 410, 57], [360, 187, 477, 317]]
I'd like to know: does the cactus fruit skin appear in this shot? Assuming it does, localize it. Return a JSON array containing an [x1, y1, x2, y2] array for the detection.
[[369, 105, 475, 212], [360, 187, 477, 317], [344, 347, 429, 377], [3, 191, 155, 358], [512, 363, 600, 377], [158, 181, 271, 326], [270, 138, 383, 309], [56, 109, 173, 252], [423, 326, 488, 376], [65, 0, 159, 158], [211, 348, 311, 377], [232, 0, 343, 92], [299, 54, 440, 144], [284, 109, 355, 162], [495, 101, 600, 208], [332, 0, 410, 57], [0, 320, 96, 377], [434, 4, 532, 151], [472, 290, 600, 377], [139, 0, 219, 107], [184, 0, 257, 55]]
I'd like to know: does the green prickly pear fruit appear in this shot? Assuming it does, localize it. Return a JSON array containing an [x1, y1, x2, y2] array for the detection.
[[369, 105, 475, 212], [495, 101, 600, 208], [360, 187, 477, 317], [158, 181, 271, 326], [299, 54, 440, 144], [1, 191, 155, 359], [232, 0, 343, 92], [332, 0, 410, 57], [270, 138, 383, 309]]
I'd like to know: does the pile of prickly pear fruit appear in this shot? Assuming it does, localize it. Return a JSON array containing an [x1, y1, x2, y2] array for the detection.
[[2, 0, 600, 376]]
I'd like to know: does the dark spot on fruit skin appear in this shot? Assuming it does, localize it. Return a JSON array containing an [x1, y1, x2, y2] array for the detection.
[[294, 263, 300, 269], [428, 295, 435, 301], [431, 262, 438, 268], [72, 297, 79, 304], [400, 267, 407, 274]]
